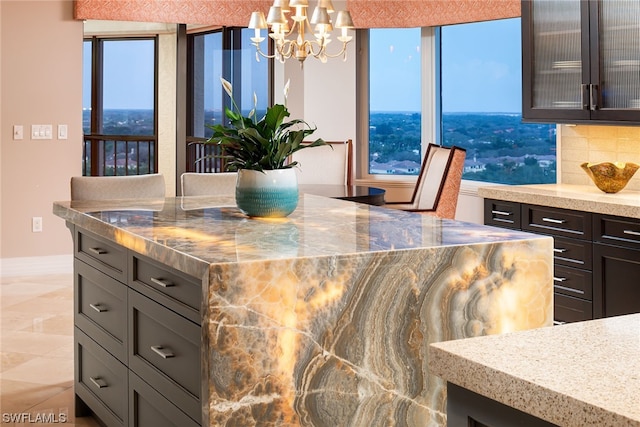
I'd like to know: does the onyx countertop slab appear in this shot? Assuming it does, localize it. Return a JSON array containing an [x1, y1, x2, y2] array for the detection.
[[54, 193, 554, 426]]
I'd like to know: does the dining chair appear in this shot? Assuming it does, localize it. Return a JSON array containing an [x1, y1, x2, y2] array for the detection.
[[70, 173, 166, 201], [290, 139, 354, 186], [384, 144, 466, 219], [181, 172, 237, 196]]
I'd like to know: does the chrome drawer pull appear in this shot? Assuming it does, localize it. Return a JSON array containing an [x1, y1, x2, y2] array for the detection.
[[553, 277, 567, 282], [88, 247, 107, 255], [89, 376, 107, 389], [553, 248, 567, 253], [623, 229, 640, 237], [491, 210, 512, 216], [151, 345, 174, 359], [89, 303, 107, 313], [553, 321, 566, 326], [150, 277, 175, 288], [554, 284, 584, 295], [542, 217, 566, 224]]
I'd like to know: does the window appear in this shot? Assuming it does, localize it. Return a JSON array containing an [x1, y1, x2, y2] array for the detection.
[[364, 20, 556, 185], [83, 37, 158, 176], [186, 28, 270, 172], [440, 19, 556, 184], [368, 28, 422, 176]]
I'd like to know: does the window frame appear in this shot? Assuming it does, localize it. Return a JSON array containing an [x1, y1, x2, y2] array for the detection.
[[184, 27, 273, 173], [356, 27, 436, 183], [83, 35, 159, 176], [358, 23, 557, 188]]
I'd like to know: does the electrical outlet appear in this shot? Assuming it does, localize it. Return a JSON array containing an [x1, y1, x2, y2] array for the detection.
[[32, 217, 43, 233]]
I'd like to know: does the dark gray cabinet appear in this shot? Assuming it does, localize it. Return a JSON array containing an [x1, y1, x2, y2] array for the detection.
[[71, 225, 202, 427], [593, 214, 640, 318], [522, 0, 640, 124], [485, 199, 640, 323]]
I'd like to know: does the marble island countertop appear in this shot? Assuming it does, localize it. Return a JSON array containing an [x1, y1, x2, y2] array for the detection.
[[479, 183, 640, 219], [54, 194, 547, 276], [54, 194, 554, 426], [429, 314, 640, 427]]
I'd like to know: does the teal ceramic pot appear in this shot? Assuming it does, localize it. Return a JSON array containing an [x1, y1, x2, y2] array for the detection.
[[235, 169, 299, 217]]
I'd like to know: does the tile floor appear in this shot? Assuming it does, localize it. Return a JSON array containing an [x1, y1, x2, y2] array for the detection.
[[1, 273, 100, 426]]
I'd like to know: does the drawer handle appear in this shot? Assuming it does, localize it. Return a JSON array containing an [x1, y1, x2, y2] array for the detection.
[[89, 376, 107, 389], [150, 277, 175, 288], [491, 210, 512, 216], [553, 277, 567, 282], [623, 229, 640, 237], [89, 303, 107, 313], [542, 217, 566, 224], [151, 345, 174, 359], [554, 284, 585, 295], [553, 321, 566, 326], [88, 247, 107, 255], [553, 248, 567, 253]]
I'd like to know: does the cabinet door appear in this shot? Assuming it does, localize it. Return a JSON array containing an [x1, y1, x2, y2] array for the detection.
[[590, 0, 640, 121], [593, 243, 640, 318], [522, 0, 590, 122]]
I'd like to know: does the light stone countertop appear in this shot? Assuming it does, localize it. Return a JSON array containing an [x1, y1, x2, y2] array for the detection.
[[428, 314, 640, 427], [479, 183, 640, 219]]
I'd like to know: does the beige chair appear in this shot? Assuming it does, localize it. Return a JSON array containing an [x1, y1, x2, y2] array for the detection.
[[384, 144, 466, 219], [181, 172, 237, 196], [291, 139, 354, 186], [70, 174, 166, 201]]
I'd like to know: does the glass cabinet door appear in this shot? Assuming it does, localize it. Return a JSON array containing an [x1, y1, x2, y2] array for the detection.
[[522, 0, 590, 122], [592, 0, 640, 120]]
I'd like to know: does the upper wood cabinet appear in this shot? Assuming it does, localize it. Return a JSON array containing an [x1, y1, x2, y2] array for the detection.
[[522, 0, 640, 124]]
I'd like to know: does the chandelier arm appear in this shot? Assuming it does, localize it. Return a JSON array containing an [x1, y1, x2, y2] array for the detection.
[[313, 42, 348, 59], [304, 39, 325, 57], [277, 40, 297, 59], [253, 42, 277, 59]]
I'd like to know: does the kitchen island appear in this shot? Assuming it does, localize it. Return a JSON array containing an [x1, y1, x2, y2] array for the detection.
[[54, 194, 553, 426], [429, 313, 640, 427]]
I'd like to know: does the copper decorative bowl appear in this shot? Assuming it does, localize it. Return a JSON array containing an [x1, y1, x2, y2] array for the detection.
[[581, 161, 639, 193]]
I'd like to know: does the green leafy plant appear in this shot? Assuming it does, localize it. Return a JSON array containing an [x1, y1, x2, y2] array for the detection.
[[205, 78, 326, 172]]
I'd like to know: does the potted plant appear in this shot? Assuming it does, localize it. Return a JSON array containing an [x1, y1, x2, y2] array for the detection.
[[205, 78, 325, 218]]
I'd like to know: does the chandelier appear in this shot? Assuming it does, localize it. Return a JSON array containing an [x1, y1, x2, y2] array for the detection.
[[248, 0, 354, 65]]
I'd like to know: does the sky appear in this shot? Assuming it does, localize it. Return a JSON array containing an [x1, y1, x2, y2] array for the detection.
[[369, 18, 522, 113], [83, 18, 523, 114]]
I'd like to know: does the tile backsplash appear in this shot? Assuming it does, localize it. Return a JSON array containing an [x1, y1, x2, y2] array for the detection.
[[559, 124, 640, 192]]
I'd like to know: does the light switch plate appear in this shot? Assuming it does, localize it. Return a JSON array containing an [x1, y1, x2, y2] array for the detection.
[[58, 124, 68, 140], [32, 124, 53, 140], [13, 125, 24, 140]]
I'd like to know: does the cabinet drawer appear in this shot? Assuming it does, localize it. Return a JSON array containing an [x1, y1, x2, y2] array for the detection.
[[593, 214, 640, 250], [484, 199, 521, 229], [553, 265, 592, 301], [553, 237, 592, 270], [74, 259, 127, 362], [75, 228, 127, 282], [129, 254, 201, 323], [554, 293, 593, 324], [522, 204, 592, 240], [75, 328, 128, 427], [128, 289, 201, 422], [129, 372, 200, 427]]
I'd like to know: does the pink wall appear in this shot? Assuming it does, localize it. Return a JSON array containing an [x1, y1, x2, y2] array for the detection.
[[1, 1, 83, 259]]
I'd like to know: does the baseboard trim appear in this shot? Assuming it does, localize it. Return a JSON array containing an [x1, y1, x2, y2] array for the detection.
[[1, 255, 73, 278]]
